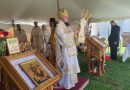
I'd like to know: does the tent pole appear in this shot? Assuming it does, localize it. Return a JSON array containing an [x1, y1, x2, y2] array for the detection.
[[106, 20, 110, 55], [12, 19, 15, 34], [119, 19, 124, 56], [57, 0, 60, 10]]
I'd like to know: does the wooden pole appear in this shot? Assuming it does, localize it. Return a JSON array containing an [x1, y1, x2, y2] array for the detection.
[[57, 0, 60, 10], [12, 19, 15, 33], [107, 21, 110, 55]]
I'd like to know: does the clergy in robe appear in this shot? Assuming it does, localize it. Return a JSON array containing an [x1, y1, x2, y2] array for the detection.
[[14, 24, 27, 43], [14, 24, 29, 52], [48, 18, 57, 67], [30, 21, 44, 53], [42, 24, 51, 57], [55, 8, 80, 89]]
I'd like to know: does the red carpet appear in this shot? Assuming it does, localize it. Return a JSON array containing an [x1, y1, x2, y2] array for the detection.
[[54, 77, 89, 90], [0, 77, 89, 90]]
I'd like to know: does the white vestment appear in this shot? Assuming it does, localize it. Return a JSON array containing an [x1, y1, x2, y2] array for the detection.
[[55, 20, 80, 89], [43, 28, 51, 56], [78, 18, 86, 43], [122, 44, 130, 62], [30, 27, 44, 52]]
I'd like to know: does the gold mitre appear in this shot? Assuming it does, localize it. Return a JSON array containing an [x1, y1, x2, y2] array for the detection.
[[58, 8, 69, 18]]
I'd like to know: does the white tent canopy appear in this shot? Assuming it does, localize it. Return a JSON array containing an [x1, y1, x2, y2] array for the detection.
[[0, 0, 130, 24]]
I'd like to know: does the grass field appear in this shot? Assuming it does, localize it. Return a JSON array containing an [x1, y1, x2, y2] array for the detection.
[[78, 52, 130, 90]]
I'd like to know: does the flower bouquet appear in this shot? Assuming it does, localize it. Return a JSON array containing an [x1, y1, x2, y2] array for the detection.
[[0, 29, 10, 56]]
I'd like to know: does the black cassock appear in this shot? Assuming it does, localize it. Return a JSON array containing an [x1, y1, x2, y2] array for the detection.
[[108, 25, 120, 60]]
